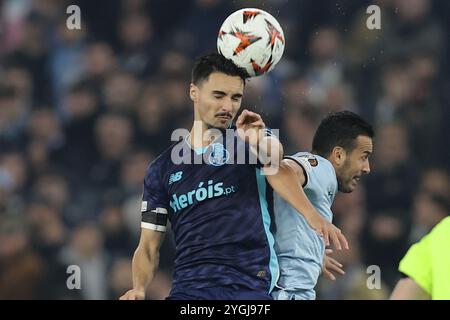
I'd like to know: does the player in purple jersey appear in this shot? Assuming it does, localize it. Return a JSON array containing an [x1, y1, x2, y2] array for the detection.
[[120, 53, 347, 300]]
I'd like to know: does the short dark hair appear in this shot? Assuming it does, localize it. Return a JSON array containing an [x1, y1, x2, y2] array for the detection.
[[312, 111, 374, 157], [191, 53, 249, 85]]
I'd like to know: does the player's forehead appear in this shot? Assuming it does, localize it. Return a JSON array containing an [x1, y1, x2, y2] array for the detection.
[[200, 72, 244, 94], [353, 135, 373, 153]]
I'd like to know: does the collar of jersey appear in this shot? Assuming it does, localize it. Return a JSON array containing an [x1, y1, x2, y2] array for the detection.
[[185, 123, 236, 155], [184, 134, 217, 155]]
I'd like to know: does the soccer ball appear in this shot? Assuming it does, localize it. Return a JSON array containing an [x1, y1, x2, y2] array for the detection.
[[217, 8, 285, 77]]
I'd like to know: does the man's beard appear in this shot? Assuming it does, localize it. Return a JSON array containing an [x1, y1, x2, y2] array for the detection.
[[205, 121, 230, 133], [337, 177, 353, 193], [337, 159, 353, 193]]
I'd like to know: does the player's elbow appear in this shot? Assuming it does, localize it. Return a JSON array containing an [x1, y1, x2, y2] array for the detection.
[[135, 239, 157, 261]]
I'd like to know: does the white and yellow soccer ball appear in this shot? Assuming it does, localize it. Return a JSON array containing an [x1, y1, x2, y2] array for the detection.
[[217, 8, 285, 77]]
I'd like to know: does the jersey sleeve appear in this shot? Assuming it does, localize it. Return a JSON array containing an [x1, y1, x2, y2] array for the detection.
[[283, 154, 313, 188], [398, 234, 432, 295], [141, 162, 170, 232], [258, 128, 282, 168]]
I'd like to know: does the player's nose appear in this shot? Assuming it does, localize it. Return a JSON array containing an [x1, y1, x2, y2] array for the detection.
[[221, 97, 233, 112], [362, 161, 370, 174]]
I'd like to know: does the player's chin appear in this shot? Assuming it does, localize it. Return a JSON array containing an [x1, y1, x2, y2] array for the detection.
[[342, 181, 357, 193], [214, 118, 232, 128]]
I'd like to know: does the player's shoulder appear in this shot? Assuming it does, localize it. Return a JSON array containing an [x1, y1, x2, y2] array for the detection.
[[285, 152, 332, 173], [428, 217, 450, 239], [437, 216, 450, 228]]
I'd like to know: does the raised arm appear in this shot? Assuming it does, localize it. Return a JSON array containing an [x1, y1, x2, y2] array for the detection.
[[265, 158, 349, 251], [236, 109, 283, 166]]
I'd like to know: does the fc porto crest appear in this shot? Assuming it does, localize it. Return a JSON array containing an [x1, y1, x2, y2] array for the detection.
[[208, 143, 229, 166]]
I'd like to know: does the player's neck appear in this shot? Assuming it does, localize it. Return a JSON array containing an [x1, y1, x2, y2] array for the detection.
[[188, 122, 221, 148]]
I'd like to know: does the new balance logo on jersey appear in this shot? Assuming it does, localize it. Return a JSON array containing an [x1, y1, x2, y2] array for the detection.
[[169, 171, 183, 185]]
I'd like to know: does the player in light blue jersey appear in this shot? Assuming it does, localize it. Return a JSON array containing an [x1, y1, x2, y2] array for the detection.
[[268, 111, 374, 300]]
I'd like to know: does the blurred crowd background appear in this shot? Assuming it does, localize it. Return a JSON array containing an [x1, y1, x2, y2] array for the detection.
[[0, 0, 449, 300]]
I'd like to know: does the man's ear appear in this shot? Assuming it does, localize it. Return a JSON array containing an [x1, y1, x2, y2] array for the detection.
[[190, 84, 198, 102], [331, 146, 346, 167]]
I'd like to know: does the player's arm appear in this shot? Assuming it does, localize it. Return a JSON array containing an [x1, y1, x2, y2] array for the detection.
[[120, 161, 169, 300], [390, 276, 430, 300], [133, 228, 164, 299], [236, 109, 283, 164], [120, 228, 164, 300], [265, 158, 349, 250], [257, 129, 283, 166]]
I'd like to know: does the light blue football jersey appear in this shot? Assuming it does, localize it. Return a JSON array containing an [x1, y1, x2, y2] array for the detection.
[[273, 152, 337, 291]]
